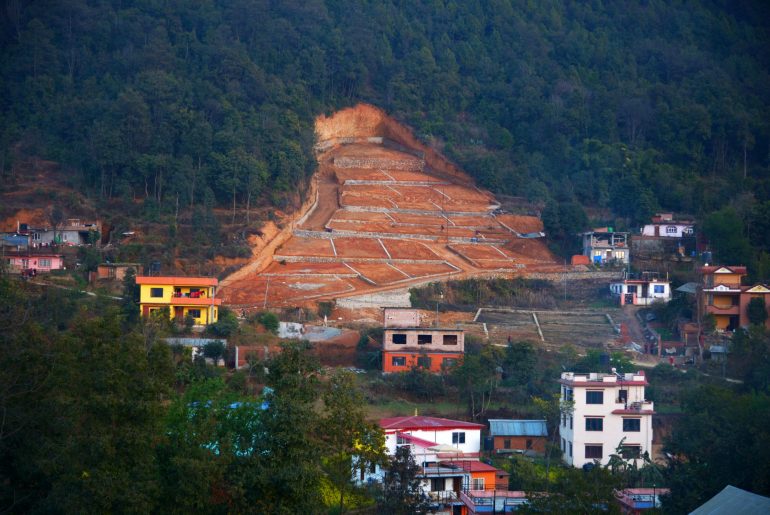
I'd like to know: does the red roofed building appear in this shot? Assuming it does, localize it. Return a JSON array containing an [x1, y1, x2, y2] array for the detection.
[[363, 415, 514, 512]]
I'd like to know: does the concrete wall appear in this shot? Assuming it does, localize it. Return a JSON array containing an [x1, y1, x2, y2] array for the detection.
[[383, 328, 465, 352]]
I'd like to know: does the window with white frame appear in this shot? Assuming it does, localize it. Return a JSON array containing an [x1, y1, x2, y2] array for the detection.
[[654, 285, 665, 294], [452, 432, 465, 444], [472, 478, 485, 490], [666, 226, 677, 234]]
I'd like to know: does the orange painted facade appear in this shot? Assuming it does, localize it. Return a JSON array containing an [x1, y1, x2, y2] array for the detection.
[[383, 351, 462, 373], [382, 326, 465, 374]]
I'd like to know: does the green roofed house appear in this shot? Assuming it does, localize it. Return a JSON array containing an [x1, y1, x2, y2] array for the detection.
[[488, 419, 548, 455]]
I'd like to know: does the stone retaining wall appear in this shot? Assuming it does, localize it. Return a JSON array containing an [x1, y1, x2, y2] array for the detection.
[[334, 156, 425, 171]]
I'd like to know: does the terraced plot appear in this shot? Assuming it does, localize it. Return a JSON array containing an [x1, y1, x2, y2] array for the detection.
[[219, 105, 560, 309]]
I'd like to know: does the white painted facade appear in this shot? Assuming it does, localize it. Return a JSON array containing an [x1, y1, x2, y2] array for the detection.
[[641, 223, 694, 238], [559, 371, 654, 468], [360, 416, 483, 503], [609, 280, 671, 306]]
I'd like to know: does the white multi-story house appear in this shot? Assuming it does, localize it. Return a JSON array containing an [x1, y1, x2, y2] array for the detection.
[[361, 415, 487, 507], [559, 371, 654, 468], [640, 213, 694, 238]]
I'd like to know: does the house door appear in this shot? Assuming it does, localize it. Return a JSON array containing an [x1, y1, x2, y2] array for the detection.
[[174, 307, 184, 321], [453, 477, 462, 495]]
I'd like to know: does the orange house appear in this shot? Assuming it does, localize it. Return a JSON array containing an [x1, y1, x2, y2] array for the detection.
[[382, 327, 464, 373], [699, 266, 770, 331]]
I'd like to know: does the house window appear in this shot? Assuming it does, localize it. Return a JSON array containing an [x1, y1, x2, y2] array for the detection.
[[569, 416, 573, 430], [472, 478, 485, 491], [391, 356, 406, 367], [396, 434, 408, 445], [150, 288, 164, 298], [417, 334, 432, 344], [585, 418, 603, 431], [565, 388, 573, 401], [188, 309, 201, 319], [443, 334, 458, 345], [561, 438, 565, 451], [666, 226, 677, 234], [39, 259, 51, 267], [620, 445, 641, 459], [452, 432, 465, 444], [442, 357, 457, 368], [569, 442, 573, 457], [623, 418, 641, 432], [654, 285, 665, 294], [504, 439, 511, 449], [585, 445, 603, 459], [416, 356, 432, 369], [586, 391, 604, 404], [614, 250, 626, 259], [431, 478, 445, 492], [526, 439, 533, 450], [392, 333, 406, 344]]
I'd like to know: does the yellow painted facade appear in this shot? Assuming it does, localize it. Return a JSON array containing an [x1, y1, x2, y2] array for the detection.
[[136, 276, 221, 325]]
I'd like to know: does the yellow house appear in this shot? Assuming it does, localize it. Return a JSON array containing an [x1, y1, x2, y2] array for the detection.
[[701, 266, 746, 331], [136, 276, 222, 325]]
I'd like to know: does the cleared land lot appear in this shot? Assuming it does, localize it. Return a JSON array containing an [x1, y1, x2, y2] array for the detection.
[[477, 308, 618, 349], [220, 111, 563, 309]]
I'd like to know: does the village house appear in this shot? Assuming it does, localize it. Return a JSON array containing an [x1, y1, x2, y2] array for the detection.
[[559, 371, 654, 468], [3, 252, 64, 273], [95, 262, 140, 281], [363, 415, 516, 514], [29, 218, 102, 246], [615, 488, 669, 514], [610, 272, 671, 306], [582, 228, 630, 265], [640, 213, 694, 238], [488, 419, 548, 455], [381, 308, 465, 374], [700, 265, 770, 331], [136, 276, 222, 325]]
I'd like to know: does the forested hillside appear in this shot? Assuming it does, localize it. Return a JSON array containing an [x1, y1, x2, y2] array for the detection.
[[2, 1, 769, 269]]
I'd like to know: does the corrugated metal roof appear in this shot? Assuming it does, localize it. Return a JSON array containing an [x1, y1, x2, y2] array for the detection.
[[488, 419, 547, 437], [690, 485, 770, 515]]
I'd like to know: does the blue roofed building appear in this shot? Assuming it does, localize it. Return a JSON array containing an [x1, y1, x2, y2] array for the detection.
[[488, 419, 548, 455]]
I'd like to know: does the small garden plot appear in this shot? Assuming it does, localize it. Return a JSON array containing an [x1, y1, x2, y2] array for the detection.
[[263, 262, 354, 276], [381, 239, 440, 260], [333, 237, 388, 259], [346, 262, 409, 285], [277, 237, 335, 257], [334, 169, 391, 182], [397, 262, 459, 279], [339, 195, 394, 209]]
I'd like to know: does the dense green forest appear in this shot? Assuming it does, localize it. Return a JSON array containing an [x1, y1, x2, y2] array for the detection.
[[2, 1, 769, 249]]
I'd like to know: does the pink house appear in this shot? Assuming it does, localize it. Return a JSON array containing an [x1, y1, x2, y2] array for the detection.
[[4, 252, 64, 273]]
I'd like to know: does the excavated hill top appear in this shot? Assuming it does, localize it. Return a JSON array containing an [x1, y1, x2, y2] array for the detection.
[[220, 104, 558, 310]]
